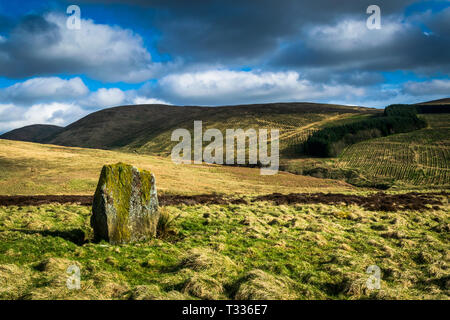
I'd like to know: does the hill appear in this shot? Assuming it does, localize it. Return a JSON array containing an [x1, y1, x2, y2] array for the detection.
[[0, 124, 63, 143], [1, 101, 447, 189], [337, 113, 450, 186], [0, 103, 380, 157], [281, 111, 450, 189], [418, 98, 450, 105]]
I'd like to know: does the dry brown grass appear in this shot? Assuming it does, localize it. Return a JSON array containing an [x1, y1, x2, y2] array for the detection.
[[27, 257, 130, 300], [0, 264, 32, 299], [179, 248, 238, 277], [183, 274, 225, 300], [127, 284, 190, 300], [234, 269, 298, 300], [0, 139, 353, 196]]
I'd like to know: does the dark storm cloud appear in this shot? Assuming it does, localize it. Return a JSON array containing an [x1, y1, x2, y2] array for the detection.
[[71, 0, 450, 85], [269, 6, 450, 75], [271, 25, 450, 74], [425, 6, 450, 36], [77, 0, 417, 65], [0, 15, 65, 77], [1, 0, 449, 88]]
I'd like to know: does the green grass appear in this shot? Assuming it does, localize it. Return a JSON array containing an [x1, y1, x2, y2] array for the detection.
[[1, 201, 448, 300]]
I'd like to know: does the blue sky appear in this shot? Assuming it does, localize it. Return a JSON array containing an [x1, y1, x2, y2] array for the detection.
[[0, 0, 449, 132]]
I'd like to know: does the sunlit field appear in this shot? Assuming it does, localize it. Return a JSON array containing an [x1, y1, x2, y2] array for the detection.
[[1, 200, 448, 300]]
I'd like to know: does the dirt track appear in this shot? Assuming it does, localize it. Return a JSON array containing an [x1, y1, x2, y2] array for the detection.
[[0, 192, 447, 211]]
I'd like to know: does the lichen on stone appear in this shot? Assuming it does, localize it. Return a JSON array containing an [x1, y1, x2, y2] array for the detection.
[[91, 163, 159, 244]]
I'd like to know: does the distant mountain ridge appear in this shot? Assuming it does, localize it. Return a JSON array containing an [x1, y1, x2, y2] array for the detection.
[[0, 102, 380, 155], [417, 98, 450, 105], [1, 98, 447, 157], [0, 124, 63, 143]]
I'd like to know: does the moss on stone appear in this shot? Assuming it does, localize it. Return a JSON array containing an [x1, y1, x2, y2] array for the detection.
[[139, 169, 154, 203], [91, 163, 158, 244]]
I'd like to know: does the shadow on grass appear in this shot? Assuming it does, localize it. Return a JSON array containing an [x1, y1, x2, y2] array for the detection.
[[2, 228, 88, 245]]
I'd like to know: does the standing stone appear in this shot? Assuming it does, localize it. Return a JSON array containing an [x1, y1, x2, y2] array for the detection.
[[91, 163, 159, 244]]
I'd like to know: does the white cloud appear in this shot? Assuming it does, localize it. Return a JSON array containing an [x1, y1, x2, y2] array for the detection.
[[1, 72, 448, 134], [155, 69, 366, 105], [44, 13, 161, 82], [0, 104, 21, 123], [0, 102, 87, 133], [305, 19, 402, 52], [132, 96, 171, 105], [403, 79, 450, 96], [82, 88, 126, 108], [1, 77, 88, 104], [0, 75, 176, 133], [0, 13, 164, 82], [0, 77, 129, 132]]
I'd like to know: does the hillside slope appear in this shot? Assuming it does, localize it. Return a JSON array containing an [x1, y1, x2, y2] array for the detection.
[[0, 124, 63, 143], [54, 103, 380, 157], [338, 114, 450, 186], [47, 104, 205, 149], [281, 110, 449, 189], [0, 103, 380, 157], [418, 98, 450, 105]]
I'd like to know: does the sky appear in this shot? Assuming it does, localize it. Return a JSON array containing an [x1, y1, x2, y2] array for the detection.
[[0, 0, 449, 133]]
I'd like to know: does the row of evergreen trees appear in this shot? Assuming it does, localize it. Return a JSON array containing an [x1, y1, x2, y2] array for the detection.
[[384, 104, 449, 116]]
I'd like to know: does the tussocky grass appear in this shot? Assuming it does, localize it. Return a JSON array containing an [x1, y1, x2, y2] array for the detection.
[[0, 200, 448, 300]]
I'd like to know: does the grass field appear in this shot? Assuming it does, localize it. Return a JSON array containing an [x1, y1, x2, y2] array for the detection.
[[0, 200, 448, 300], [0, 139, 353, 196]]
